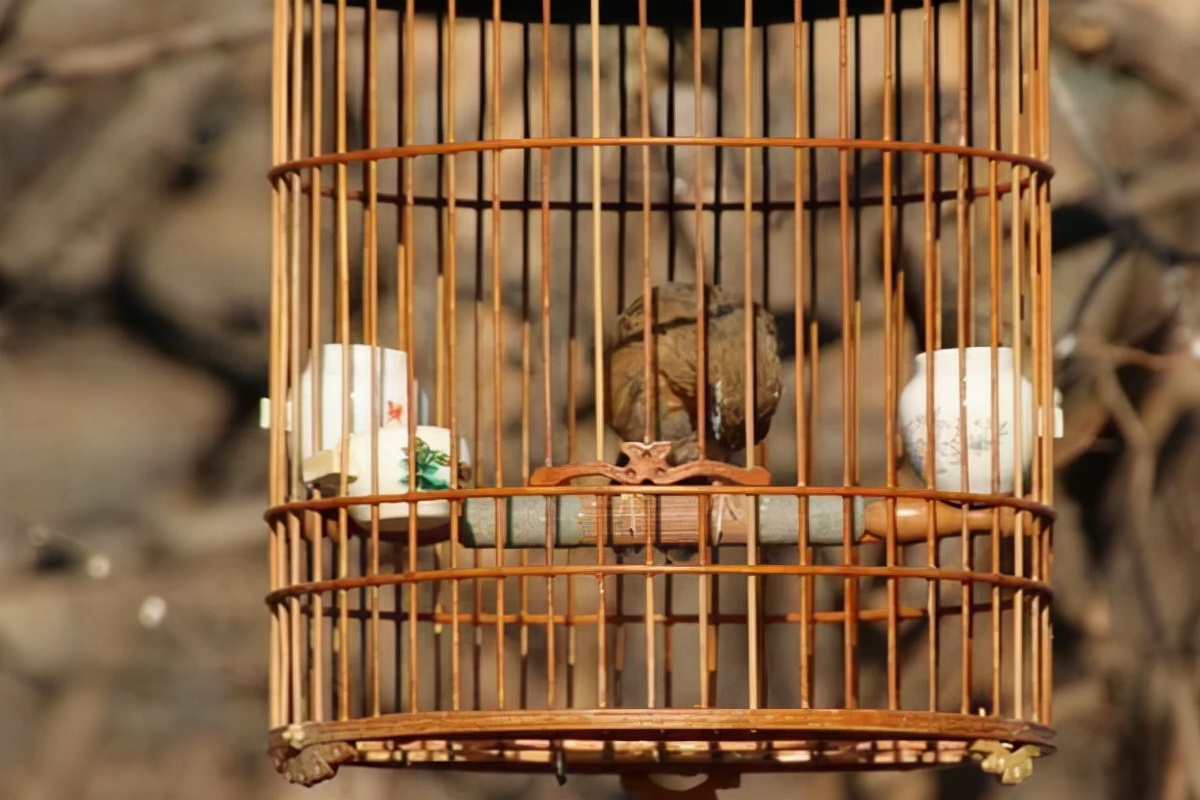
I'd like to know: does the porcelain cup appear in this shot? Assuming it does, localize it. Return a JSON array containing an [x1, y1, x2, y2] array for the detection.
[[897, 347, 1034, 494]]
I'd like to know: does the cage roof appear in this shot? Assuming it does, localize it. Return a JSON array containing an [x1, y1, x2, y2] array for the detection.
[[342, 0, 956, 27]]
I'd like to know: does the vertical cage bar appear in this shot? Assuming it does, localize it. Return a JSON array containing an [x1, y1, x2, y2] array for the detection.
[[402, 0, 420, 715], [984, 0, 1004, 717], [1034, 0, 1052, 363], [742, 0, 763, 712], [332, 0, 353, 723], [919, 0, 941, 714], [663, 569, 675, 707], [517, 19, 534, 711], [284, 0, 303, 724], [879, 0, 901, 713], [611, 20, 628, 714], [489, 0, 507, 713], [691, 0, 708, 465], [953, 0, 975, 715], [636, 0, 657, 711], [566, 567, 577, 709], [698, 493, 713, 708], [1035, 0, 1055, 726], [615, 554, 627, 708], [690, 0, 715, 714], [269, 525, 284, 725], [295, 0, 319, 724], [565, 25, 581, 468], [307, 516, 325, 720], [1023, 0, 1044, 719], [471, 16, 485, 488], [1008, 0, 1027, 721], [444, 0, 463, 715], [288, 514, 304, 720], [268, 0, 291, 731], [588, 0, 608, 711], [430, 5, 448, 714], [360, 0, 383, 720], [538, 0, 557, 713], [836, 0, 860, 712], [305, 0, 324, 486], [589, 1, 605, 464], [793, 0, 815, 712]]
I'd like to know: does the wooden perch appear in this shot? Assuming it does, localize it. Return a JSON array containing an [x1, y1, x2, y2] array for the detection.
[[439, 494, 1025, 548]]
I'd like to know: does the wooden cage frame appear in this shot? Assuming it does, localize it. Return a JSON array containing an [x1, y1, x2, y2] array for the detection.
[[265, 0, 1055, 793]]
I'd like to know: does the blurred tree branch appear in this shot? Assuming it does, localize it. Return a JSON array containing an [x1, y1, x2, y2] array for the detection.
[[0, 17, 272, 95], [1052, 0, 1200, 114], [0, 55, 229, 298]]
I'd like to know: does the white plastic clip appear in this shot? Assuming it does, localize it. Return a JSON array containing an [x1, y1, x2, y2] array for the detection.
[[259, 398, 293, 430], [1053, 388, 1064, 439]]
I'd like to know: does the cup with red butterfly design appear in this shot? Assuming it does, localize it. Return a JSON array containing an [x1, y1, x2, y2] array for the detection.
[[295, 344, 409, 460]]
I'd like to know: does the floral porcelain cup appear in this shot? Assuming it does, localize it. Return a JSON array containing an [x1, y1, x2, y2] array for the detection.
[[897, 347, 1034, 495], [303, 425, 470, 531]]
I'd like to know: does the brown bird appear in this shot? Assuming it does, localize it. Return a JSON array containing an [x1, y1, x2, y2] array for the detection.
[[606, 282, 784, 468]]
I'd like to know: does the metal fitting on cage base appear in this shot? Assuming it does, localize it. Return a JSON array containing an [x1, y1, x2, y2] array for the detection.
[[969, 740, 1043, 784], [269, 724, 357, 786]]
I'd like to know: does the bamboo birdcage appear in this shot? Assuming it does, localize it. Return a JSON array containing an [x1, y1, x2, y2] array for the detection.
[[265, 0, 1056, 794]]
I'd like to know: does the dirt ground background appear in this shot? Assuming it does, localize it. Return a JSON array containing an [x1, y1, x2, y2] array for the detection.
[[2, 1, 1199, 799]]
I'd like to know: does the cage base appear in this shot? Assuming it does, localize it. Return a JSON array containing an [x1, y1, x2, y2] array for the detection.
[[270, 709, 1054, 787]]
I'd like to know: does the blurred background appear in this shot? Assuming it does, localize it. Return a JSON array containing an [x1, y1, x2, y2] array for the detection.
[[1, 1, 1198, 799]]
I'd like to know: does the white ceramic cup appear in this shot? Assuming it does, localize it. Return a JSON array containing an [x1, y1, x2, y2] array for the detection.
[[294, 344, 408, 459], [303, 425, 470, 532], [897, 347, 1034, 495]]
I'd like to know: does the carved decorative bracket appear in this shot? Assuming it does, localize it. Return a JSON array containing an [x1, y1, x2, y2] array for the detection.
[[529, 441, 770, 488]]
